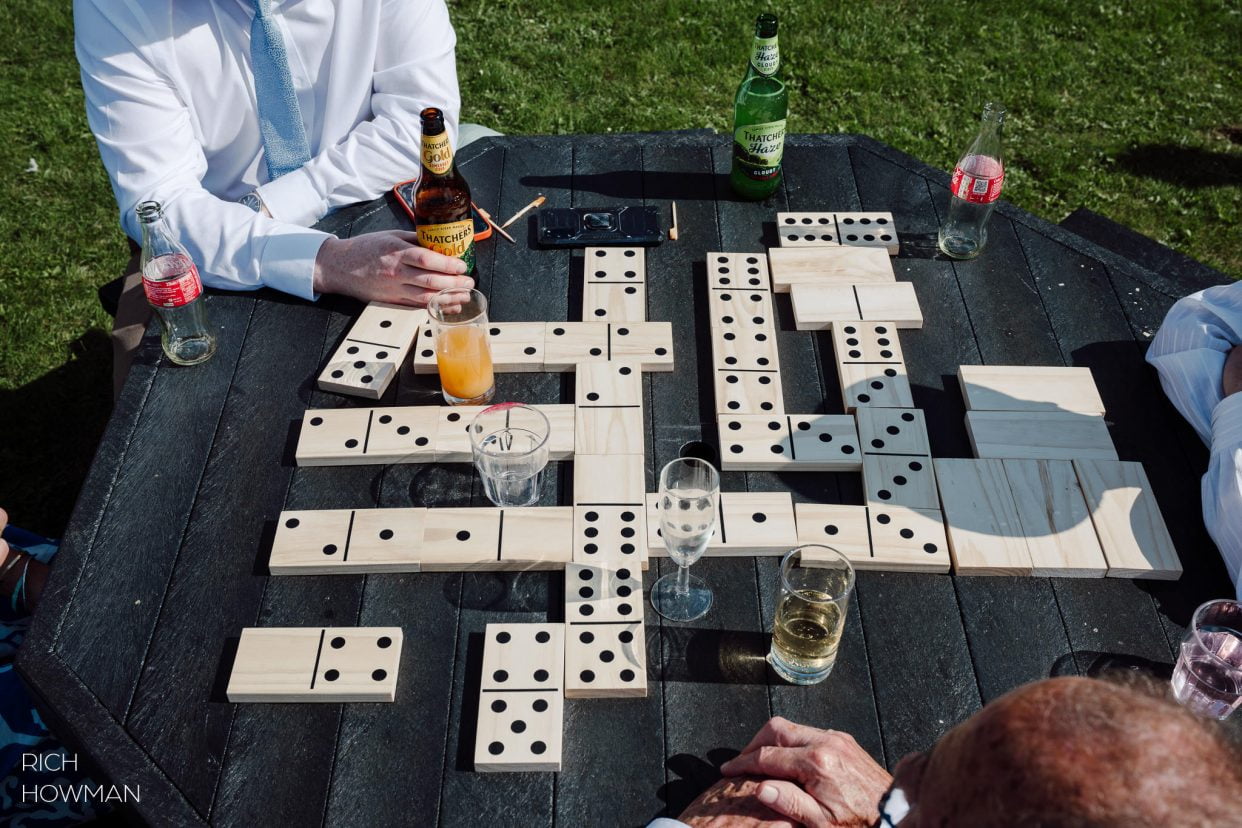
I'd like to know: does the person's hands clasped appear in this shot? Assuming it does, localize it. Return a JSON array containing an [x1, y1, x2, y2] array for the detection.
[[718, 717, 892, 828], [312, 230, 473, 306], [1223, 345, 1242, 397]]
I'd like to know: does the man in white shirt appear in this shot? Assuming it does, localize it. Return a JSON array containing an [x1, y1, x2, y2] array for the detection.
[[74, 0, 482, 393], [1147, 283, 1242, 601]]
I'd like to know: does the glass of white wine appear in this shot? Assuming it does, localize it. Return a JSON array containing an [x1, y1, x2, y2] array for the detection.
[[769, 545, 855, 685], [650, 457, 719, 623]]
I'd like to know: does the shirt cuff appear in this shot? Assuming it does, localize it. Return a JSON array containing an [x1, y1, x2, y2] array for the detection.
[[256, 167, 328, 227], [1211, 393, 1242, 453], [645, 819, 690, 828], [257, 227, 331, 302]]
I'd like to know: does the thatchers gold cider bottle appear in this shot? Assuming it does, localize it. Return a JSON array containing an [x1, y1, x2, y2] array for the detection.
[[415, 108, 475, 272]]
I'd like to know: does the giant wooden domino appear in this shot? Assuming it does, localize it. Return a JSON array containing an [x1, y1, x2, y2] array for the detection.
[[226, 627, 403, 702]]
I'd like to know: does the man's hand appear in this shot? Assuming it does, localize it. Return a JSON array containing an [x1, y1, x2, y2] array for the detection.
[[1223, 346, 1242, 397], [718, 718, 892, 828], [312, 230, 473, 306], [678, 777, 797, 828]]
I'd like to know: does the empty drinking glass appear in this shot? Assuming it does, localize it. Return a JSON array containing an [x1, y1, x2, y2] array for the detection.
[[1171, 599, 1242, 720], [769, 546, 855, 685], [651, 457, 719, 623], [469, 404, 550, 507]]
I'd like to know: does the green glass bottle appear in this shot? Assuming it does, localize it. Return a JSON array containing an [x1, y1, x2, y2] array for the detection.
[[730, 13, 787, 200]]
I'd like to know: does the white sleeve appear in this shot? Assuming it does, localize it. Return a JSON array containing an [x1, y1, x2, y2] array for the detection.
[[645, 819, 691, 828], [74, 1, 329, 301], [1146, 283, 1242, 445], [256, 0, 462, 226], [1205, 394, 1242, 600]]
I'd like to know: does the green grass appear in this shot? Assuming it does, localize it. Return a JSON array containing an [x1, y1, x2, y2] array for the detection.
[[1, 0, 1239, 533]]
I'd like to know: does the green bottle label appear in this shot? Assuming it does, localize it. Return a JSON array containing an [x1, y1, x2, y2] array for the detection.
[[733, 119, 787, 178], [750, 35, 779, 76]]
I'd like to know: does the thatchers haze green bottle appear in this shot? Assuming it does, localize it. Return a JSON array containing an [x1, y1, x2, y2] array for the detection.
[[730, 13, 787, 200]]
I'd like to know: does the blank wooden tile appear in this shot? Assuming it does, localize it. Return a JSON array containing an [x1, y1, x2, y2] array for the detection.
[[708, 252, 771, 290], [718, 492, 797, 553], [584, 282, 646, 322], [318, 348, 399, 400], [435, 404, 576, 463], [854, 282, 922, 329], [932, 459, 1032, 576], [543, 322, 609, 369], [768, 246, 895, 293], [789, 284, 861, 331], [856, 408, 930, 457], [575, 361, 643, 407], [575, 405, 645, 455], [794, 503, 871, 564], [608, 323, 675, 371], [775, 212, 840, 247], [498, 507, 575, 570], [708, 288, 776, 331], [565, 562, 643, 623], [480, 623, 565, 691], [717, 414, 794, 471], [295, 408, 372, 466], [574, 506, 647, 568], [831, 322, 905, 364], [364, 406, 440, 463], [714, 369, 784, 415], [419, 508, 503, 571], [1073, 460, 1181, 580], [788, 414, 863, 471], [966, 411, 1118, 461], [475, 690, 563, 772], [584, 246, 646, 282], [573, 454, 646, 505], [863, 454, 939, 510], [712, 326, 780, 371], [1003, 459, 1107, 578], [958, 365, 1106, 415], [838, 362, 914, 411], [565, 622, 646, 698], [835, 212, 899, 255], [867, 507, 950, 573], [227, 627, 402, 702]]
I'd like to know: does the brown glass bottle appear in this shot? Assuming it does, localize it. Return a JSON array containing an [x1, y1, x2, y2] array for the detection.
[[414, 108, 475, 272]]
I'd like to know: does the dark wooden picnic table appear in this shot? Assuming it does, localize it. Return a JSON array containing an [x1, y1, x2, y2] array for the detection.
[[19, 132, 1229, 827]]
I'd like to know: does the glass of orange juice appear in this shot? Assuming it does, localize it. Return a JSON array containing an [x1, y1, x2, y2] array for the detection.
[[428, 288, 495, 405]]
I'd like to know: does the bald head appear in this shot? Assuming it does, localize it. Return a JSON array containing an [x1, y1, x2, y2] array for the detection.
[[896, 676, 1242, 826]]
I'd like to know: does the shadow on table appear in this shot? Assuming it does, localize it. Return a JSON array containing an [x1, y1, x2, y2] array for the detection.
[[660, 626, 772, 685], [519, 171, 726, 203], [661, 750, 745, 817], [1115, 144, 1242, 189]]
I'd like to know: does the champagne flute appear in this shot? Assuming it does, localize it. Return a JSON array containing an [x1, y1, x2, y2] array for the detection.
[[651, 457, 719, 623]]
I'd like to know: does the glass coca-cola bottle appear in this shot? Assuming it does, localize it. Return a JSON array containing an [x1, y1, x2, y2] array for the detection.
[[938, 102, 1006, 260], [137, 201, 216, 365]]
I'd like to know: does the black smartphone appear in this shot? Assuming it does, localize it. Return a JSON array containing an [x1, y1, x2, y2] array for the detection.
[[537, 206, 664, 247]]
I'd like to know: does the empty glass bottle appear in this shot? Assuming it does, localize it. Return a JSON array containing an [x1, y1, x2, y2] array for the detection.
[[137, 201, 216, 365], [938, 103, 1006, 260]]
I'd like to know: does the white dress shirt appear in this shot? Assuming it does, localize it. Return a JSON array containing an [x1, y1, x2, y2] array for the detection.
[[1147, 283, 1242, 600], [74, 0, 461, 300]]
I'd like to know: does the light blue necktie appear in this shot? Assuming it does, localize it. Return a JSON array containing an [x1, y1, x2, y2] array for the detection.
[[250, 0, 311, 179]]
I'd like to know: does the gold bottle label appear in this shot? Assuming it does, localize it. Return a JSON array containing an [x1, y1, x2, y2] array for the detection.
[[417, 219, 475, 270], [750, 36, 779, 76], [421, 131, 453, 175]]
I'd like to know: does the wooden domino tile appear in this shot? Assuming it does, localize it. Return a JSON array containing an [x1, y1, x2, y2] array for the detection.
[[708, 287, 776, 331], [965, 411, 1118, 462], [1072, 460, 1181, 580], [1002, 459, 1107, 578], [714, 369, 784, 415], [794, 503, 872, 565], [317, 304, 427, 399], [573, 506, 647, 568], [855, 408, 930, 457], [543, 323, 609, 369], [498, 507, 575, 570], [708, 252, 771, 290], [834, 212, 899, 255], [647, 492, 798, 557], [932, 459, 1033, 576], [575, 405, 645, 455], [413, 322, 547, 375], [853, 282, 922, 329], [866, 506, 950, 573], [366, 407, 441, 463], [227, 627, 402, 702], [573, 454, 647, 506], [958, 365, 1106, 415], [295, 408, 372, 465], [575, 361, 643, 407], [476, 623, 564, 772], [775, 213, 841, 247], [863, 454, 939, 510], [838, 363, 914, 411], [712, 327, 780, 371], [584, 247, 646, 282], [788, 415, 863, 470], [831, 322, 905, 364], [789, 284, 861, 330], [269, 508, 425, 575], [717, 414, 792, 471], [608, 323, 674, 371], [419, 508, 503, 571], [433, 404, 576, 463], [565, 622, 647, 698], [768, 246, 895, 293], [565, 562, 643, 623], [583, 282, 646, 322]]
